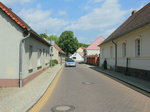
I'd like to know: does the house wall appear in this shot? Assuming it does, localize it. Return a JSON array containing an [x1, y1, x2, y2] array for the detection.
[[22, 37, 50, 79], [100, 24, 150, 79], [70, 53, 84, 62], [0, 10, 50, 87], [77, 48, 84, 52], [0, 9, 23, 80], [87, 49, 100, 56], [52, 46, 61, 63]]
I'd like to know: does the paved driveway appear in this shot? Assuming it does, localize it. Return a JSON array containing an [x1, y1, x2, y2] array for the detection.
[[41, 64, 150, 112]]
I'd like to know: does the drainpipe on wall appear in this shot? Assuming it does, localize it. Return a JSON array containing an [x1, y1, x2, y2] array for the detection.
[[112, 40, 117, 72], [19, 28, 31, 88]]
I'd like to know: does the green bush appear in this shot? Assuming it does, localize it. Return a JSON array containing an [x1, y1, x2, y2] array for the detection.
[[50, 59, 58, 66]]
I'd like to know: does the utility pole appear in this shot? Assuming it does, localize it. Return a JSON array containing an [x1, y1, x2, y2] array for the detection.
[[50, 40, 54, 67]]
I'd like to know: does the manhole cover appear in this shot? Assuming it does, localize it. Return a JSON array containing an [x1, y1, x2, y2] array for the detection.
[[82, 81, 95, 85], [51, 105, 75, 112]]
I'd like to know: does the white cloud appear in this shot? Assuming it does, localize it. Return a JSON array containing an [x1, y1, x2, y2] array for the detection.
[[88, 0, 104, 4], [58, 11, 68, 16], [66, 0, 127, 30], [101, 28, 116, 38], [18, 7, 69, 34], [0, 0, 32, 4]]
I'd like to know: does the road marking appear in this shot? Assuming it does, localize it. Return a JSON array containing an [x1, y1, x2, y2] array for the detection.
[[29, 66, 64, 112]]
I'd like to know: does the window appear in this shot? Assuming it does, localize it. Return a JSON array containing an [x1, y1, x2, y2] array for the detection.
[[122, 43, 126, 57], [43, 49, 45, 55], [37, 49, 42, 66], [51, 47, 53, 52], [73, 57, 76, 59], [46, 50, 48, 57], [135, 39, 141, 56], [29, 45, 33, 60], [110, 46, 113, 58]]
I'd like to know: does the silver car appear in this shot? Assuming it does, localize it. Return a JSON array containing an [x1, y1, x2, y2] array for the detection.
[[65, 58, 76, 67]]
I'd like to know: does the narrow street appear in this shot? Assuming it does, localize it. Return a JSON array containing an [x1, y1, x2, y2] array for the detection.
[[40, 64, 150, 112]]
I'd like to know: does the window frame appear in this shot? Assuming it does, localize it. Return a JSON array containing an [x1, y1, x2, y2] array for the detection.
[[135, 38, 141, 57], [122, 42, 126, 57]]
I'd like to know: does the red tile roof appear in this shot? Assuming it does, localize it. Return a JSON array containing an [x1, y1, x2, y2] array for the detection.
[[101, 3, 150, 45], [0, 2, 50, 46], [80, 47, 86, 50], [86, 37, 104, 50], [54, 44, 66, 54], [0, 2, 30, 29], [77, 52, 84, 57]]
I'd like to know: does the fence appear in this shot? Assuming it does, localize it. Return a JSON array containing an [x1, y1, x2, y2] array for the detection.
[[86, 55, 99, 66]]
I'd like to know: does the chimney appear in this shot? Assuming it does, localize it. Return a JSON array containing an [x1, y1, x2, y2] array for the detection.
[[131, 10, 137, 15]]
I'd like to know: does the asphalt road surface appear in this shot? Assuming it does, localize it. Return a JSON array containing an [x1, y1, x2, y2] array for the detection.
[[41, 64, 150, 112]]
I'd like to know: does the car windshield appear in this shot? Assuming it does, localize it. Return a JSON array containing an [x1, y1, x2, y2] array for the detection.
[[66, 58, 74, 62]]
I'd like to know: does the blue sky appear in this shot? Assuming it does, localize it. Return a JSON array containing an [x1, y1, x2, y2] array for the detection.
[[1, 0, 150, 44]]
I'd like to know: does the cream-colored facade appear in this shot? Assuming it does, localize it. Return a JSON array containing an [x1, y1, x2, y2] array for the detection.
[[51, 45, 65, 63], [77, 47, 84, 52], [100, 24, 150, 75], [52, 46, 61, 63]]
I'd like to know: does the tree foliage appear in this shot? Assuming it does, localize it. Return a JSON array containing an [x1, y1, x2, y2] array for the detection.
[[40, 33, 58, 44], [58, 31, 79, 56], [40, 32, 89, 56], [78, 43, 89, 48], [49, 35, 59, 44], [40, 33, 49, 39]]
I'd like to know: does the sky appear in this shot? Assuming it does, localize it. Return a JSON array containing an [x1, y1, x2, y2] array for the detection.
[[1, 0, 150, 44]]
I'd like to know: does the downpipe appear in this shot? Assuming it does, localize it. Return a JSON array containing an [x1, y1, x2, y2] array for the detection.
[[19, 28, 31, 88], [112, 40, 117, 72]]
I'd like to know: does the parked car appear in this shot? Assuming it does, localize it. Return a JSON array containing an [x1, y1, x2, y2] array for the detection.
[[65, 58, 76, 67]]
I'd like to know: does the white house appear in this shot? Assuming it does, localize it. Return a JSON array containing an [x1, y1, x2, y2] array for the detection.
[[70, 47, 85, 62], [99, 3, 150, 80], [84, 37, 104, 62], [85, 37, 104, 56], [0, 2, 51, 87], [70, 52, 84, 62]]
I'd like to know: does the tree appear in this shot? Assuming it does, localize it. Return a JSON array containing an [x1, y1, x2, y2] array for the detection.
[[40, 33, 49, 39], [78, 43, 89, 48], [58, 31, 79, 56], [48, 35, 59, 44], [40, 33, 58, 44]]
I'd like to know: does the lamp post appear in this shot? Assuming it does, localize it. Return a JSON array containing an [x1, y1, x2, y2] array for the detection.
[[50, 40, 54, 67]]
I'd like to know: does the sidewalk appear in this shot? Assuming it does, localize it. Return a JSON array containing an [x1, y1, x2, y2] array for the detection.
[[83, 64, 150, 94], [0, 64, 63, 112]]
